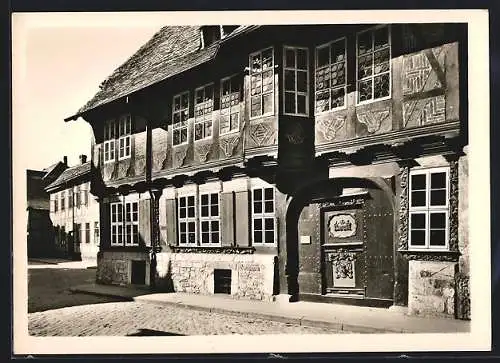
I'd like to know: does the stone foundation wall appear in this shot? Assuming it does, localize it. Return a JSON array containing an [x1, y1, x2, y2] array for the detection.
[[408, 260, 457, 318], [96, 251, 150, 285], [155, 252, 277, 301]]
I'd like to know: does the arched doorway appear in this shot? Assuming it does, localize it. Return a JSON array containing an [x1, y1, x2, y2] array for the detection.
[[284, 177, 397, 307]]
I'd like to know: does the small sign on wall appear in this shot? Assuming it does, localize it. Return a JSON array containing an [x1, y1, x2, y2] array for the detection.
[[300, 235, 311, 245]]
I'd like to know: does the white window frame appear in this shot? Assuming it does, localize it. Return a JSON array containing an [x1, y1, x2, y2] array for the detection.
[[251, 186, 277, 246], [408, 167, 450, 251], [110, 200, 139, 247], [356, 25, 392, 105], [283, 45, 310, 116], [177, 194, 197, 246], [103, 119, 116, 164], [60, 191, 66, 211], [118, 114, 132, 161], [94, 221, 100, 245], [172, 91, 190, 146], [194, 83, 214, 142], [219, 74, 241, 135], [249, 47, 275, 119], [314, 37, 347, 115], [199, 192, 221, 246]]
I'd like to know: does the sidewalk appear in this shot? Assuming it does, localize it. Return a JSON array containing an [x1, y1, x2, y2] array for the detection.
[[70, 283, 470, 334]]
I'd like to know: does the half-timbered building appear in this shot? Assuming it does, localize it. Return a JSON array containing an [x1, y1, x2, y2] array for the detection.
[[65, 24, 469, 319]]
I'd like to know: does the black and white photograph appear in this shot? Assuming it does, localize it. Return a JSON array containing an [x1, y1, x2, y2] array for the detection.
[[12, 10, 491, 354]]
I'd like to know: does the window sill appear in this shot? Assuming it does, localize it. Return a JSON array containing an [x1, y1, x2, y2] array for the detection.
[[399, 249, 460, 262], [355, 94, 392, 107], [169, 245, 255, 254]]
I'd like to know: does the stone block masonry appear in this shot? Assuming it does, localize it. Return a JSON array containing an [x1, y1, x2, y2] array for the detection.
[[155, 253, 276, 301], [96, 251, 150, 286]]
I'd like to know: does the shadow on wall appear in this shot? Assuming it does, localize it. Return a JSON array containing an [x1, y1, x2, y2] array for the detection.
[[153, 258, 175, 293]]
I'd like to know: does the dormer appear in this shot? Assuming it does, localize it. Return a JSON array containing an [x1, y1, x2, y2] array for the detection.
[[200, 25, 240, 49]]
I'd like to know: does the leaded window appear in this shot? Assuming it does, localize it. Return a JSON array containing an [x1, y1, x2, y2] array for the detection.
[[315, 38, 347, 113], [283, 46, 309, 115], [194, 84, 214, 141], [172, 91, 190, 146], [220, 75, 240, 135], [356, 26, 391, 103], [249, 47, 274, 118]]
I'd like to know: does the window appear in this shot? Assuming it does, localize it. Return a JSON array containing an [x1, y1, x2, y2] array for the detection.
[[104, 119, 116, 163], [85, 223, 91, 244], [356, 26, 391, 104], [61, 191, 65, 211], [172, 91, 190, 146], [118, 114, 132, 160], [194, 84, 214, 141], [68, 190, 73, 208], [409, 167, 449, 250], [82, 186, 89, 206], [249, 47, 274, 118], [178, 195, 197, 245], [315, 38, 347, 113], [220, 75, 240, 135], [54, 197, 58, 212], [110, 201, 139, 246], [200, 193, 220, 245], [283, 46, 309, 115], [251, 187, 276, 245], [94, 221, 100, 245], [75, 186, 81, 207], [74, 223, 81, 244]]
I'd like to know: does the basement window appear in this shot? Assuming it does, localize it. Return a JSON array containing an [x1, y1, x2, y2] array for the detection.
[[214, 269, 232, 294]]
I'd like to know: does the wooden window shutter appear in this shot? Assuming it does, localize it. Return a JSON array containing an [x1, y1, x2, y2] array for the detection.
[[165, 198, 177, 246], [234, 190, 250, 247], [139, 199, 151, 247], [100, 201, 111, 248], [158, 197, 168, 248], [220, 192, 234, 247]]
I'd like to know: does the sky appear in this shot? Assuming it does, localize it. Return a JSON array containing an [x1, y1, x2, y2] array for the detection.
[[13, 14, 167, 170]]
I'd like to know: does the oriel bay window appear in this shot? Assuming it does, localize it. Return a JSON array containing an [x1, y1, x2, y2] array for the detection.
[[409, 167, 449, 250], [103, 119, 116, 163], [283, 46, 309, 115], [118, 114, 132, 160], [220, 75, 240, 135], [251, 187, 276, 245], [172, 91, 190, 146], [178, 195, 197, 245], [194, 84, 214, 141], [103, 114, 132, 162], [110, 200, 139, 246], [200, 193, 220, 245], [315, 38, 347, 113], [356, 25, 391, 103], [249, 47, 274, 118]]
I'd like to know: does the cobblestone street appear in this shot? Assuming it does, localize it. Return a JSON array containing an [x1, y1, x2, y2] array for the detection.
[[29, 301, 345, 336]]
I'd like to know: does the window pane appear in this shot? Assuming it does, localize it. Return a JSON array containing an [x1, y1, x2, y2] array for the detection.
[[431, 172, 447, 189], [201, 194, 209, 205], [181, 93, 189, 109], [254, 218, 262, 230], [264, 218, 274, 230], [430, 190, 447, 206], [254, 201, 262, 214], [297, 94, 306, 114], [188, 206, 195, 218], [180, 223, 186, 232], [331, 40, 345, 63], [285, 70, 295, 91], [296, 49, 307, 69], [179, 208, 186, 218], [210, 193, 218, 205], [285, 48, 295, 68], [251, 53, 261, 72], [201, 221, 209, 232], [331, 87, 345, 108], [411, 191, 426, 207], [188, 222, 196, 232], [410, 213, 426, 229], [410, 230, 426, 246], [211, 205, 219, 216], [180, 234, 187, 244], [254, 231, 262, 243], [265, 201, 274, 213], [317, 46, 329, 67], [374, 48, 390, 74], [358, 79, 372, 102], [265, 231, 275, 243], [373, 73, 390, 99], [262, 48, 273, 69], [211, 221, 219, 231], [285, 92, 296, 114], [411, 174, 426, 190], [251, 97, 261, 117], [358, 53, 373, 78], [430, 212, 446, 229], [188, 196, 195, 206], [201, 206, 209, 217], [188, 233, 196, 244], [212, 232, 219, 244], [358, 31, 372, 55], [374, 26, 389, 50], [297, 71, 307, 92], [202, 232, 209, 244], [429, 230, 446, 246], [315, 90, 329, 113], [254, 188, 263, 200]]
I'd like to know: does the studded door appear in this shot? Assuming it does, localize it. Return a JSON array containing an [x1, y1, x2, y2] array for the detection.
[[320, 191, 394, 301]]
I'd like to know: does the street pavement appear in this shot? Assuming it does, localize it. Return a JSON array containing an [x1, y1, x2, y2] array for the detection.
[[28, 301, 344, 336]]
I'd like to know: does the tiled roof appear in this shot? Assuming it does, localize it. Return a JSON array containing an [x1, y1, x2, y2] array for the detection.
[[42, 162, 59, 174], [66, 25, 257, 120], [45, 162, 91, 191]]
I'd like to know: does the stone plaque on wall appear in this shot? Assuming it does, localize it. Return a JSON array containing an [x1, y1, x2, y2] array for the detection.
[[328, 214, 357, 238]]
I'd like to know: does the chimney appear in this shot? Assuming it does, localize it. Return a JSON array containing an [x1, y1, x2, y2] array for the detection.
[[63, 156, 67, 166], [79, 154, 87, 164]]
